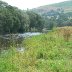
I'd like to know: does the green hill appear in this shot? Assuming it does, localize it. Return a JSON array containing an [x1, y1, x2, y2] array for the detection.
[[49, 0, 72, 7], [32, 0, 72, 14]]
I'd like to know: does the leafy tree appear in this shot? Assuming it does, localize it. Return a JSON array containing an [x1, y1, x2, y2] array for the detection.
[[27, 11, 44, 32], [0, 1, 44, 34]]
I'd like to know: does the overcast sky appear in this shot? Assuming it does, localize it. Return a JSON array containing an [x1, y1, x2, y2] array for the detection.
[[2, 0, 68, 10]]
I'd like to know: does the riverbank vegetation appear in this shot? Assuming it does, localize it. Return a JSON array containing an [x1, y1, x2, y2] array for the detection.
[[0, 27, 72, 72]]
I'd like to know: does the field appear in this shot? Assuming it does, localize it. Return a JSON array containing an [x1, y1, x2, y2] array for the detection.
[[0, 27, 72, 72]]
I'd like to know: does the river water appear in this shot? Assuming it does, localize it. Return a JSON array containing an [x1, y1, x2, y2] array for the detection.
[[0, 32, 41, 52]]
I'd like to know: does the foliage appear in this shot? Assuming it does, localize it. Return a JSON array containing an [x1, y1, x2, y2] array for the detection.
[[0, 27, 72, 72], [0, 1, 72, 34], [43, 9, 72, 30], [32, 1, 72, 30], [0, 1, 44, 34], [26, 11, 44, 32]]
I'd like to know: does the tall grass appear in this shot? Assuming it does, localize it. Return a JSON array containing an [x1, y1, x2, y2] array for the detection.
[[0, 27, 72, 72]]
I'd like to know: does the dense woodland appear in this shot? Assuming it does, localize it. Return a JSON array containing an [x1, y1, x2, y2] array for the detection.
[[0, 1, 72, 34], [0, 1, 44, 34]]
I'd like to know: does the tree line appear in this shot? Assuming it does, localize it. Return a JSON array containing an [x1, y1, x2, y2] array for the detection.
[[0, 1, 72, 34], [0, 1, 44, 34]]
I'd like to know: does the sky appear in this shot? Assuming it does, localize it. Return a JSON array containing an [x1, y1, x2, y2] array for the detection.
[[2, 0, 68, 10]]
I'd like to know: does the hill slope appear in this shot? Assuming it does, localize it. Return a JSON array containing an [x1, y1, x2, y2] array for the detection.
[[32, 0, 72, 14]]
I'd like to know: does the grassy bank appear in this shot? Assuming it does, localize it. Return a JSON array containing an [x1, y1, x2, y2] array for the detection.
[[0, 27, 72, 72]]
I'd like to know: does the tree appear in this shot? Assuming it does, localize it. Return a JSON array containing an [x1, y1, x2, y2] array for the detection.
[[27, 11, 44, 32], [0, 1, 45, 34]]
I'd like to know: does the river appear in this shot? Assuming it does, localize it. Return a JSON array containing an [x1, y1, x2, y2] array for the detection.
[[0, 32, 41, 52]]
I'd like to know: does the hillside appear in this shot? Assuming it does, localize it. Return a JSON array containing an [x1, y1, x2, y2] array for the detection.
[[32, 0, 72, 14]]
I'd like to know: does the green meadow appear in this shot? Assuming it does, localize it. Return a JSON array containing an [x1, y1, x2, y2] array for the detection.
[[0, 27, 72, 72]]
